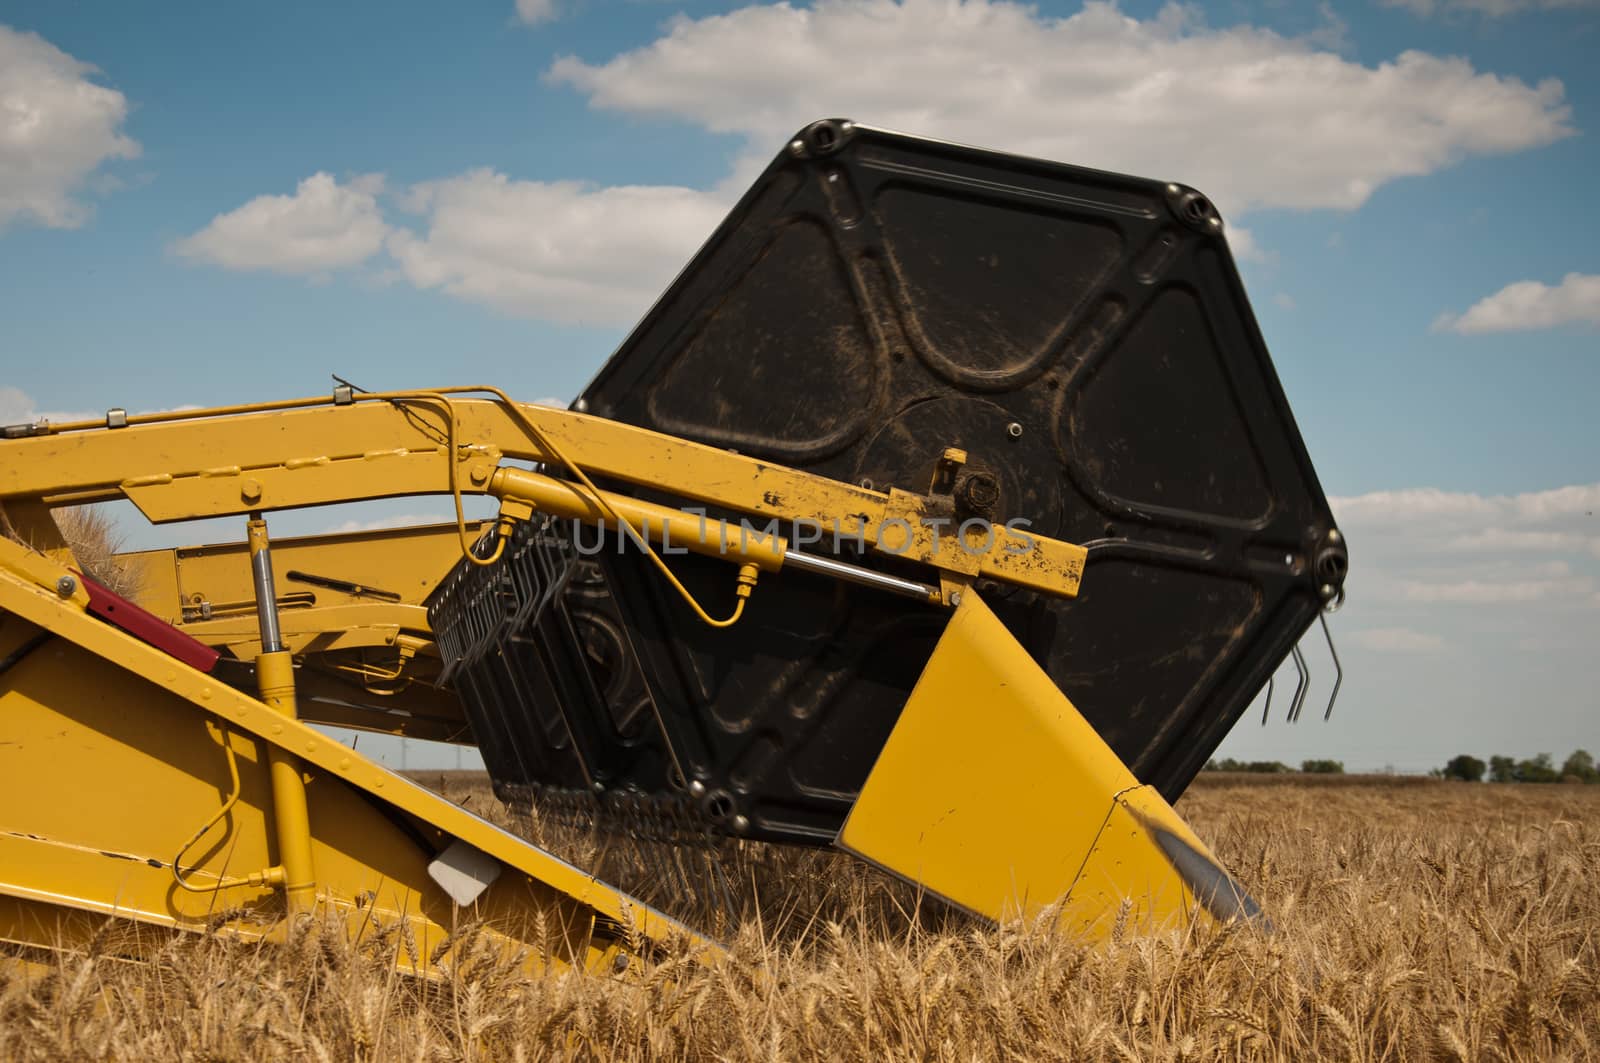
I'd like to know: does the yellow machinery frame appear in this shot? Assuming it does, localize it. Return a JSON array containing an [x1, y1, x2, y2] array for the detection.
[[0, 385, 1256, 974]]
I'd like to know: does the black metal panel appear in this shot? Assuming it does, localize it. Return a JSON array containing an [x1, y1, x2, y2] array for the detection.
[[427, 519, 669, 803], [569, 120, 1346, 840]]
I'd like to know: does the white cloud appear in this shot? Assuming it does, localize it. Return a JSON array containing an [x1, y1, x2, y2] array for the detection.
[[0, 25, 140, 229], [1400, 577, 1591, 603], [1434, 273, 1600, 334], [0, 385, 98, 426], [386, 171, 728, 325], [1382, 0, 1597, 18], [514, 0, 558, 24], [174, 173, 389, 275], [1446, 528, 1600, 558], [176, 0, 1577, 326], [1331, 484, 1600, 525], [321, 513, 457, 535], [1227, 226, 1268, 263], [0, 387, 208, 428], [1332, 484, 1600, 611], [1348, 627, 1446, 653], [547, 0, 1573, 216]]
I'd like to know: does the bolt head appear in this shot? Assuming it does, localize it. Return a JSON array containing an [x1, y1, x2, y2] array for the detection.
[[956, 471, 1001, 516], [688, 779, 707, 798], [55, 575, 76, 597], [1006, 422, 1024, 439], [949, 590, 963, 607], [1327, 528, 1342, 544], [732, 814, 751, 835], [241, 479, 262, 503]]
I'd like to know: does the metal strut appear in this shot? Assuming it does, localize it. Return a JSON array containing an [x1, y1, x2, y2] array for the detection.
[[248, 514, 318, 915]]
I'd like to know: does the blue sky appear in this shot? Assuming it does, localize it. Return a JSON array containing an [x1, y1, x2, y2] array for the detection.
[[2, 0, 1596, 773]]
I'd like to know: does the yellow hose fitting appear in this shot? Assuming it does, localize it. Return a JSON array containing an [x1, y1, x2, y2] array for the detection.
[[492, 497, 535, 555], [735, 563, 760, 600]]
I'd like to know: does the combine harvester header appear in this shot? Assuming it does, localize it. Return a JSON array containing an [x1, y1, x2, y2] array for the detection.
[[0, 120, 1346, 973]]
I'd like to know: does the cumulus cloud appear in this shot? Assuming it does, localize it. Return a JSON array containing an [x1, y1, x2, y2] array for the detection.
[[1332, 484, 1600, 526], [547, 0, 1573, 216], [1332, 484, 1600, 611], [178, 0, 1577, 325], [514, 0, 558, 24], [1446, 528, 1600, 557], [174, 173, 389, 275], [0, 385, 100, 426], [1434, 273, 1600, 334], [0, 386, 206, 427], [386, 171, 728, 325], [0, 25, 140, 229]]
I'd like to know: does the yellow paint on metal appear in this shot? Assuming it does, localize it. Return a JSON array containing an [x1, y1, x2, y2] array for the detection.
[[0, 536, 705, 973], [118, 524, 477, 742], [1053, 783, 1244, 941], [255, 649, 318, 915], [488, 466, 788, 572], [838, 593, 1245, 941], [179, 603, 424, 655], [0, 391, 1085, 601], [121, 520, 484, 622]]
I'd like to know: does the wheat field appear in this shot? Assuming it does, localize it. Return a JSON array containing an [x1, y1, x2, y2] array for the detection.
[[2, 776, 1596, 1061]]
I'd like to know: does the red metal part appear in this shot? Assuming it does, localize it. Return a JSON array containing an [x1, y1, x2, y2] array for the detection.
[[78, 573, 220, 674]]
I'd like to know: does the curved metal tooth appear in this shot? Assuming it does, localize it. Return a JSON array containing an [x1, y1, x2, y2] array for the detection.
[[1320, 613, 1343, 721], [1287, 644, 1310, 723], [1260, 674, 1275, 727]]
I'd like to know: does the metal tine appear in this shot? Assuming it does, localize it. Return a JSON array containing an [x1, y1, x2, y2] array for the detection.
[[717, 846, 743, 924], [1259, 674, 1275, 727], [1319, 612, 1343, 720], [1287, 643, 1310, 723]]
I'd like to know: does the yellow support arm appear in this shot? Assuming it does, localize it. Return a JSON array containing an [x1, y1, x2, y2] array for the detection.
[[0, 387, 1084, 604]]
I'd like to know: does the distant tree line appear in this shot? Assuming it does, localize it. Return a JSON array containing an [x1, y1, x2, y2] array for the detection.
[[1203, 758, 1345, 774], [1202, 751, 1599, 782], [1437, 750, 1597, 784]]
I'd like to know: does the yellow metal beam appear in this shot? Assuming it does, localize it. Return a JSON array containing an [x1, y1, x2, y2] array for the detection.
[[0, 535, 702, 973], [838, 593, 1262, 940], [178, 602, 427, 655], [0, 391, 1084, 602], [119, 520, 485, 622]]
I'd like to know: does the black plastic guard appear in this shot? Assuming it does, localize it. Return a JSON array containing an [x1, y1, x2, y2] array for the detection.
[[570, 121, 1346, 838]]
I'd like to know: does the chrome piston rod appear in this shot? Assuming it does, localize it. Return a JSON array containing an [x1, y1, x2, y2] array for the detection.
[[781, 548, 940, 603]]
